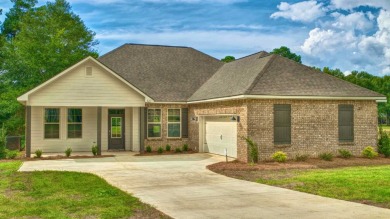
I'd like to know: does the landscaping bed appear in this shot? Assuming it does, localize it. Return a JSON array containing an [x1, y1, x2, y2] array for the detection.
[[208, 158, 390, 209], [0, 154, 115, 162], [136, 150, 196, 156], [0, 161, 171, 218]]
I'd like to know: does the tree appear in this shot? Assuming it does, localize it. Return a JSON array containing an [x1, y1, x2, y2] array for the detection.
[[0, 0, 98, 135], [1, 0, 37, 40], [271, 46, 302, 63], [221, 56, 235, 63]]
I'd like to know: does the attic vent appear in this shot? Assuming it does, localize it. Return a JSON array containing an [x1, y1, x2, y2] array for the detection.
[[85, 66, 93, 76]]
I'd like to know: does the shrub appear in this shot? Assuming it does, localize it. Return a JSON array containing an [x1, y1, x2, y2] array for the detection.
[[338, 149, 353, 159], [0, 126, 6, 159], [91, 145, 98, 156], [35, 149, 42, 158], [146, 145, 152, 153], [362, 146, 378, 159], [157, 147, 163, 154], [295, 154, 309, 162], [182, 144, 189, 152], [272, 151, 287, 163], [175, 148, 182, 153], [243, 137, 258, 163], [378, 127, 390, 157], [7, 150, 18, 159], [65, 147, 72, 157], [319, 152, 333, 161], [165, 144, 171, 151]]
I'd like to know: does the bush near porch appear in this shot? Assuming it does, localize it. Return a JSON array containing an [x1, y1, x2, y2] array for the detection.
[[0, 161, 170, 219]]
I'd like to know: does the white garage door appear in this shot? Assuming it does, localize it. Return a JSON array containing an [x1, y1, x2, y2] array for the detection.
[[204, 116, 237, 158]]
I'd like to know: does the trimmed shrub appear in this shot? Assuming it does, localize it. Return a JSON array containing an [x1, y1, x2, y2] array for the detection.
[[338, 149, 353, 159], [243, 137, 258, 163], [157, 146, 163, 154], [35, 149, 42, 158], [165, 144, 171, 151], [378, 127, 390, 158], [362, 146, 378, 159], [295, 154, 309, 162], [92, 145, 98, 156], [272, 151, 287, 163], [65, 148, 72, 157], [7, 150, 18, 159], [175, 148, 182, 153], [319, 152, 333, 161], [146, 145, 152, 153], [182, 144, 189, 152], [0, 126, 6, 159]]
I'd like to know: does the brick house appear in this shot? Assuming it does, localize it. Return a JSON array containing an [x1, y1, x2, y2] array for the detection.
[[18, 44, 386, 162]]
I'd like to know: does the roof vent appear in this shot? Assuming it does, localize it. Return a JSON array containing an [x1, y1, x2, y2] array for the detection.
[[85, 66, 93, 76]]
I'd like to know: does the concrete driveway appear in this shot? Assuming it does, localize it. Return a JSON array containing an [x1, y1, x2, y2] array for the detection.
[[19, 153, 390, 219]]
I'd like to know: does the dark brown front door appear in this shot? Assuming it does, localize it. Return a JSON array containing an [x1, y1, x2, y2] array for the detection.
[[108, 109, 125, 150]]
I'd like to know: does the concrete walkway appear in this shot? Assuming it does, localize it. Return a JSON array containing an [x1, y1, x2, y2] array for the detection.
[[19, 153, 390, 219]]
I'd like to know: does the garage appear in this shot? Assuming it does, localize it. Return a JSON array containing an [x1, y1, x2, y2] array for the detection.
[[203, 116, 237, 158]]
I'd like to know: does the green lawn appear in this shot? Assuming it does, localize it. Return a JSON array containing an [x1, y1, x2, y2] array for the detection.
[[0, 161, 168, 219], [381, 125, 390, 133], [257, 165, 390, 208]]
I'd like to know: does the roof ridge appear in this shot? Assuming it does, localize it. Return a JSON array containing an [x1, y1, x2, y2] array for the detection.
[[125, 43, 190, 49], [244, 54, 277, 94], [99, 43, 128, 59], [233, 50, 270, 62]]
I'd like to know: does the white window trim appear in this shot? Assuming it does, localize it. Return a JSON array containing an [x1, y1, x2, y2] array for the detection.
[[67, 108, 83, 139], [147, 108, 162, 138], [167, 108, 181, 138], [43, 108, 61, 140]]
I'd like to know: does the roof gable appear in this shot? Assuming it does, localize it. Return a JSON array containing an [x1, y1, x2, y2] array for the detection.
[[17, 56, 153, 104]]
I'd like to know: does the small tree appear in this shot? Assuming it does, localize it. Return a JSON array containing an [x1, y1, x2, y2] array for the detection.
[[221, 56, 235, 63], [243, 136, 258, 163], [378, 126, 390, 157]]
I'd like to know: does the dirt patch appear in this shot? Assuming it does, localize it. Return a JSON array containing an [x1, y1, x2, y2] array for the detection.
[[136, 151, 195, 156], [130, 204, 172, 219]]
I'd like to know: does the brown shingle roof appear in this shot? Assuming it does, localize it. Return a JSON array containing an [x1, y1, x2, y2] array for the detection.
[[99, 44, 384, 102], [98, 44, 223, 102]]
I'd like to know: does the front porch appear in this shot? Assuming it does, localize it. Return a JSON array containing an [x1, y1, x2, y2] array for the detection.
[[25, 106, 146, 157]]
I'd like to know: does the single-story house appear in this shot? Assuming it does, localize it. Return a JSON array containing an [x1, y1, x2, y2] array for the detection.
[[18, 44, 387, 162]]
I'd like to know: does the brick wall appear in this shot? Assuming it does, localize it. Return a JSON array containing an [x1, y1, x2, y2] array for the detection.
[[189, 100, 249, 162], [247, 99, 378, 161], [144, 103, 189, 151]]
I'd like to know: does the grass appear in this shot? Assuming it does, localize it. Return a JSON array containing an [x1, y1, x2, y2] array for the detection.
[[256, 165, 390, 208], [0, 161, 168, 218], [380, 125, 390, 134]]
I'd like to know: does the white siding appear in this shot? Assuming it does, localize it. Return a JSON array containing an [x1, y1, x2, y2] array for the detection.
[[31, 106, 97, 153], [28, 60, 145, 107], [132, 107, 140, 152]]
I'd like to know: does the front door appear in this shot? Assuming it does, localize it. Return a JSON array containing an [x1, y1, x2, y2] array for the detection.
[[108, 109, 125, 150]]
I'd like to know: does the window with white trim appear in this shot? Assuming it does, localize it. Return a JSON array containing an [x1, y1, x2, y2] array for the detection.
[[167, 109, 181, 138], [147, 109, 161, 138], [44, 108, 60, 139], [68, 108, 82, 138]]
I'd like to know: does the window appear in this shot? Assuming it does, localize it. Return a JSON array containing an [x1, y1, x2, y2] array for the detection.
[[68, 108, 82, 138], [274, 104, 291, 144], [44, 108, 60, 139], [168, 109, 181, 138], [338, 105, 354, 142], [147, 109, 161, 138], [111, 117, 122, 138]]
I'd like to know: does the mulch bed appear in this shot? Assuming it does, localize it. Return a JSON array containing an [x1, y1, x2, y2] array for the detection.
[[135, 150, 195, 156], [0, 155, 114, 162], [207, 157, 390, 172]]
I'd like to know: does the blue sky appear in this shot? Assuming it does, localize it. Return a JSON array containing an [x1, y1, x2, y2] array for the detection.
[[1, 0, 390, 75]]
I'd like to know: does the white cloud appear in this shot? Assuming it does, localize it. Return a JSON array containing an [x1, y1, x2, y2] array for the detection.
[[301, 28, 356, 55], [331, 12, 373, 31], [330, 0, 390, 10], [270, 1, 326, 22]]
